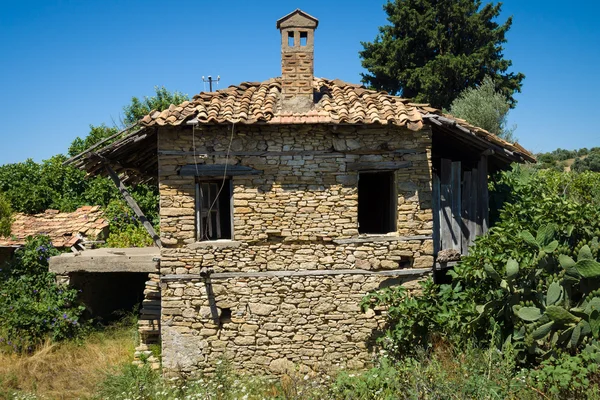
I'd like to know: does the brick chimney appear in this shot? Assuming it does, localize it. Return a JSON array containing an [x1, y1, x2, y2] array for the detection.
[[276, 9, 319, 113]]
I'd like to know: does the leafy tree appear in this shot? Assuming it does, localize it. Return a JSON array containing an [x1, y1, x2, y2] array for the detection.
[[68, 124, 119, 158], [360, 0, 525, 110], [573, 153, 600, 173], [449, 76, 515, 141], [0, 192, 11, 237], [122, 86, 189, 126]]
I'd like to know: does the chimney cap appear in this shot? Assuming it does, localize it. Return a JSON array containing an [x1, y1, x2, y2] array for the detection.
[[276, 9, 319, 30]]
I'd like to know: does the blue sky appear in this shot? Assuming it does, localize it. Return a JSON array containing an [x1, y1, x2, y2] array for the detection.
[[1, 0, 599, 164]]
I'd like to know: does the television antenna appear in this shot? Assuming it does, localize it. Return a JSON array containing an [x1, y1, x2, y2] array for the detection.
[[202, 75, 220, 92]]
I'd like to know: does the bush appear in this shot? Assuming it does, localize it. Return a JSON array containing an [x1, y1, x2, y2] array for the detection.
[[362, 168, 600, 371], [0, 192, 11, 237], [0, 236, 85, 351]]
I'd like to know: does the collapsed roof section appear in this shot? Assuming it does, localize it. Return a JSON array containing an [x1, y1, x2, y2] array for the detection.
[[66, 78, 535, 184], [0, 206, 108, 248]]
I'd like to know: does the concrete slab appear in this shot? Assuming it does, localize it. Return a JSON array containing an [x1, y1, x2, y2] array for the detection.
[[49, 247, 160, 274]]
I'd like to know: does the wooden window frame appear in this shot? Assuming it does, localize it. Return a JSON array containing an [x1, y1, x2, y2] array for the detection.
[[195, 178, 234, 242]]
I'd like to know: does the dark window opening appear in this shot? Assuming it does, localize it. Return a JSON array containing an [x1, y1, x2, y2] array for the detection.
[[220, 307, 232, 326], [196, 179, 232, 241], [288, 31, 295, 47], [300, 31, 307, 46], [358, 171, 397, 234]]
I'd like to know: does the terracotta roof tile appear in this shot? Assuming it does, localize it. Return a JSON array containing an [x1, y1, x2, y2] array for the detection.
[[139, 78, 424, 130], [0, 207, 108, 248]]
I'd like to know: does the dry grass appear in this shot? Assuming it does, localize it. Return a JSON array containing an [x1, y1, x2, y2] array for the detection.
[[0, 326, 136, 400]]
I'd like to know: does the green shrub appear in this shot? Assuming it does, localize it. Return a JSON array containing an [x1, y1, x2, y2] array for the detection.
[[362, 168, 600, 365], [0, 192, 11, 237], [0, 236, 85, 351], [104, 199, 155, 247]]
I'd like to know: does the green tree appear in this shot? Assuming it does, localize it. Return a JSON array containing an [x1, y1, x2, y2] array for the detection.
[[122, 86, 189, 126], [573, 153, 600, 173], [68, 124, 119, 157], [448, 76, 515, 141], [360, 0, 524, 110], [0, 192, 11, 237]]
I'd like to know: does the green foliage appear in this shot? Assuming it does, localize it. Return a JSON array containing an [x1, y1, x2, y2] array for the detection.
[[360, 0, 524, 110], [535, 147, 600, 172], [527, 348, 600, 398], [362, 168, 600, 369], [68, 124, 119, 158], [0, 192, 12, 237], [573, 153, 600, 173], [0, 236, 85, 351], [448, 76, 515, 141], [122, 86, 189, 126], [0, 155, 118, 214]]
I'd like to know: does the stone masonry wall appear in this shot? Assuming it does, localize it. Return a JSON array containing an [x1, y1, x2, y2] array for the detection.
[[158, 124, 433, 375], [161, 273, 423, 378]]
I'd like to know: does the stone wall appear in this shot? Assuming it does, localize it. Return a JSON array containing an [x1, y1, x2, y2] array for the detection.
[[161, 273, 424, 378], [158, 123, 433, 375]]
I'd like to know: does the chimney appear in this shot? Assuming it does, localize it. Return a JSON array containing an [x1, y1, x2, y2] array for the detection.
[[276, 9, 319, 113]]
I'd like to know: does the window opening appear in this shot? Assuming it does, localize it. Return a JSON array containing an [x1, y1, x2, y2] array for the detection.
[[358, 171, 397, 234], [196, 179, 232, 241], [300, 31, 307, 46], [288, 31, 295, 47]]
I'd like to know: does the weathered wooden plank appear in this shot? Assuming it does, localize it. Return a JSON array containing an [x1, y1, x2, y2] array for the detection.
[[333, 235, 432, 244], [347, 161, 411, 171], [161, 267, 433, 281], [471, 168, 480, 237], [450, 161, 462, 251], [179, 164, 262, 176], [478, 156, 489, 235], [105, 165, 162, 248], [432, 173, 441, 254], [158, 149, 418, 157], [461, 171, 472, 254], [440, 159, 453, 250]]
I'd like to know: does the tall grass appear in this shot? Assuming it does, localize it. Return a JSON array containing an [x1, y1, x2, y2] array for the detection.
[[0, 322, 136, 400]]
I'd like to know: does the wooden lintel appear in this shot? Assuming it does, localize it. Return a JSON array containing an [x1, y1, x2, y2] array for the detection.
[[347, 161, 411, 171], [179, 164, 262, 177], [158, 149, 418, 157], [333, 235, 431, 244], [161, 267, 432, 281], [104, 164, 162, 248]]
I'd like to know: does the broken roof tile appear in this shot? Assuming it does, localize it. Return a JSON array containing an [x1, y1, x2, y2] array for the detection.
[[0, 206, 108, 248]]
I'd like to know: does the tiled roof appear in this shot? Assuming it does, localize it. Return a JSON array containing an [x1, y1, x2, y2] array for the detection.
[[138, 77, 533, 161], [0, 206, 108, 248], [140, 78, 426, 130]]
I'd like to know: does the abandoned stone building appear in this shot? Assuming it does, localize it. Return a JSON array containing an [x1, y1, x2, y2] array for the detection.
[[61, 9, 535, 376]]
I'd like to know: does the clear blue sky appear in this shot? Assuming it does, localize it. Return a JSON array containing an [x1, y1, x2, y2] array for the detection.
[[1, 0, 599, 164]]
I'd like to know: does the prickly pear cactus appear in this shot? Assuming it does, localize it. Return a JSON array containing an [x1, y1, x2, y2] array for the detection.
[[479, 224, 600, 363]]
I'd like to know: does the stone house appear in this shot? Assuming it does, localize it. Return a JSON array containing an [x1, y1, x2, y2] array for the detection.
[[66, 9, 534, 376]]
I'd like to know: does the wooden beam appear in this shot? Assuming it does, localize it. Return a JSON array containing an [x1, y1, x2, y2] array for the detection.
[[179, 164, 262, 177], [347, 161, 411, 171], [478, 156, 490, 234], [450, 161, 462, 251], [440, 159, 453, 251], [104, 164, 162, 248], [461, 171, 471, 255], [158, 149, 419, 157], [432, 173, 441, 254], [161, 267, 433, 281], [333, 235, 432, 244]]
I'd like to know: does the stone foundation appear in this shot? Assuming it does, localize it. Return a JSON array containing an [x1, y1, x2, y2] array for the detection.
[[160, 272, 426, 377]]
